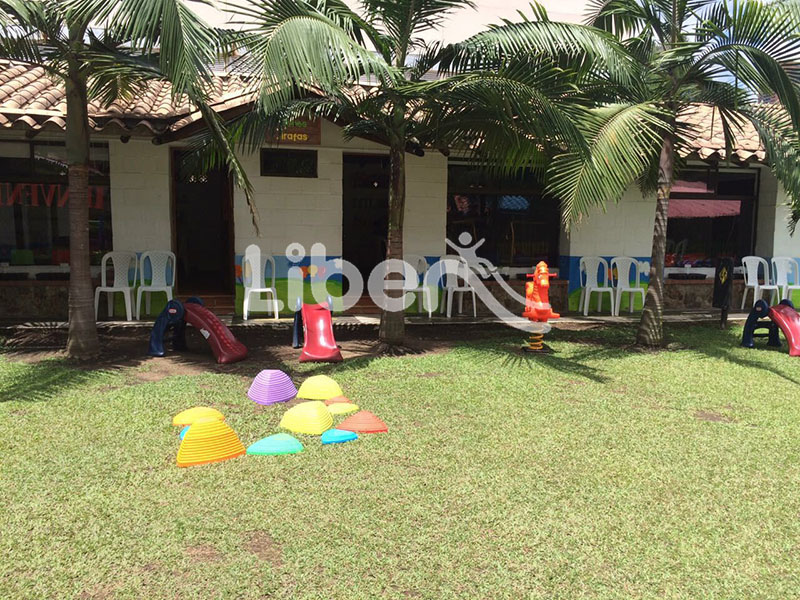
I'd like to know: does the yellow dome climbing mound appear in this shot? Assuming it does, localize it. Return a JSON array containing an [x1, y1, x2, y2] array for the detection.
[[172, 406, 224, 427], [296, 375, 343, 400], [176, 418, 245, 467], [280, 401, 333, 435], [327, 402, 359, 415]]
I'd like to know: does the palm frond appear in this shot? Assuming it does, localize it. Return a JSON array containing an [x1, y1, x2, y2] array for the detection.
[[359, 0, 474, 62], [0, 0, 66, 69], [741, 102, 800, 232], [226, 0, 399, 114], [547, 102, 670, 225], [441, 5, 638, 89]]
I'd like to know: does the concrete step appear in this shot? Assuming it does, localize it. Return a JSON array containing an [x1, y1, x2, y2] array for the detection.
[[344, 295, 382, 315], [180, 294, 235, 314]]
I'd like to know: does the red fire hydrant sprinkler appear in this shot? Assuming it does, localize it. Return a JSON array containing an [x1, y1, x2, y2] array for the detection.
[[522, 261, 560, 352]]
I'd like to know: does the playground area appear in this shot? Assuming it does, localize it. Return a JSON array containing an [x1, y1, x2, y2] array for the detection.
[[2, 320, 799, 598]]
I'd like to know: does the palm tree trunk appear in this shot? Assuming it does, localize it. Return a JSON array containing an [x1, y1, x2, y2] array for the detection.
[[378, 143, 406, 345], [636, 135, 674, 347], [65, 68, 100, 358]]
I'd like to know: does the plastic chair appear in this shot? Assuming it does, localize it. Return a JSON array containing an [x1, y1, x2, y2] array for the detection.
[[136, 250, 175, 319], [439, 254, 477, 318], [771, 256, 800, 301], [94, 251, 137, 321], [243, 244, 279, 320], [579, 256, 615, 316], [403, 254, 433, 318], [610, 257, 646, 316], [741, 256, 779, 308]]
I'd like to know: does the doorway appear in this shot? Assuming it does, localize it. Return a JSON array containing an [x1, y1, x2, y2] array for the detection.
[[342, 154, 389, 280], [171, 150, 234, 294]]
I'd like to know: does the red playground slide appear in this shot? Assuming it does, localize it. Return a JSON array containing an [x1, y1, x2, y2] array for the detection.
[[770, 304, 800, 357], [300, 303, 342, 362], [183, 301, 248, 364]]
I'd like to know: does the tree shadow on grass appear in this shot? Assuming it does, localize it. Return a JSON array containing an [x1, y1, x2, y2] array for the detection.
[[0, 360, 112, 403], [475, 339, 624, 384], [678, 327, 800, 386]]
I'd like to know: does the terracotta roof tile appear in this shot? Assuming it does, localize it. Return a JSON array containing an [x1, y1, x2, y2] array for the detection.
[[0, 62, 774, 161], [677, 104, 765, 162], [0, 60, 250, 137]]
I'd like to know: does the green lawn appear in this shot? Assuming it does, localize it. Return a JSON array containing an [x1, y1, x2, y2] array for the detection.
[[2, 324, 799, 599]]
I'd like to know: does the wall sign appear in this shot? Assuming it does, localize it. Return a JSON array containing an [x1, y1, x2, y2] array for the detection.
[[268, 118, 321, 146]]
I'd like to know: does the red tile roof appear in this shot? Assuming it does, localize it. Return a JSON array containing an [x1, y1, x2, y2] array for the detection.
[[0, 61, 251, 137], [677, 104, 764, 162], [0, 62, 770, 162]]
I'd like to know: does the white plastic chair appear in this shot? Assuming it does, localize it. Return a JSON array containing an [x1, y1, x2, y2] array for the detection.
[[439, 254, 477, 318], [403, 254, 433, 318], [94, 251, 137, 321], [741, 256, 779, 308], [610, 256, 646, 316], [243, 245, 279, 320], [579, 256, 615, 316], [771, 256, 800, 301], [136, 250, 175, 319]]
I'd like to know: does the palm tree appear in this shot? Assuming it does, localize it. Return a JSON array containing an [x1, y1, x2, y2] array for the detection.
[[548, 0, 800, 346], [224, 0, 631, 347], [0, 0, 246, 358]]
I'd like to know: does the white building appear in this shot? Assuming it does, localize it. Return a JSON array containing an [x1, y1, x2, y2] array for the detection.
[[0, 64, 796, 318]]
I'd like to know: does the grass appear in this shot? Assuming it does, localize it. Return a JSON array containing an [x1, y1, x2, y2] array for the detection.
[[1, 324, 800, 598]]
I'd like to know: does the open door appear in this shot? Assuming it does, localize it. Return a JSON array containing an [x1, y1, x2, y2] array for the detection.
[[342, 154, 389, 280], [171, 150, 234, 294]]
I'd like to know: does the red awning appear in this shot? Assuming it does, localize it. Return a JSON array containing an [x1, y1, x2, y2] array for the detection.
[[668, 199, 741, 219]]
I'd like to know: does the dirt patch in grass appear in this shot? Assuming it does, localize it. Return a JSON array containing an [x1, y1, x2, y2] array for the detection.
[[0, 322, 505, 374], [694, 409, 737, 423], [130, 359, 210, 383], [185, 544, 223, 562], [78, 584, 117, 599], [245, 531, 283, 568]]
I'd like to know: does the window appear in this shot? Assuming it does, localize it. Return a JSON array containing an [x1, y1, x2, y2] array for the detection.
[[260, 149, 318, 178], [447, 163, 560, 267], [667, 168, 758, 266], [0, 141, 111, 269]]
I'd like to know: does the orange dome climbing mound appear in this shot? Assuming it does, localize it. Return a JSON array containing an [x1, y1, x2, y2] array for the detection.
[[337, 411, 387, 434], [172, 406, 224, 427], [325, 396, 351, 406], [176, 417, 245, 467]]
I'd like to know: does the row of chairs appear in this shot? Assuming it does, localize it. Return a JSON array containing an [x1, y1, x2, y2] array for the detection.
[[94, 251, 175, 321], [241, 250, 474, 320], [741, 256, 800, 308], [579, 255, 800, 317], [579, 256, 647, 317]]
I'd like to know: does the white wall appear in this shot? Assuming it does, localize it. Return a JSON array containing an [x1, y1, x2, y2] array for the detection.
[[109, 139, 172, 253], [233, 119, 447, 259], [404, 153, 448, 257], [754, 166, 777, 256], [565, 187, 656, 257], [233, 144, 344, 256], [761, 169, 800, 257]]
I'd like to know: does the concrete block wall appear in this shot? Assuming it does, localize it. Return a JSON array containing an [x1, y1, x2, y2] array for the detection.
[[564, 187, 656, 258], [109, 139, 172, 253], [232, 145, 344, 258], [233, 119, 447, 261], [404, 153, 447, 257], [758, 168, 800, 257]]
